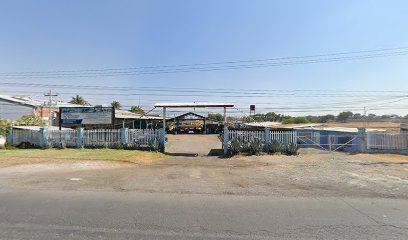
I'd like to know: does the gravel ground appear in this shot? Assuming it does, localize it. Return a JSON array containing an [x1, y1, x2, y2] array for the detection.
[[0, 145, 407, 198]]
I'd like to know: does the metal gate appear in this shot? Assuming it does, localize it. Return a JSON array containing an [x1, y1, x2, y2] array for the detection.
[[296, 130, 358, 153]]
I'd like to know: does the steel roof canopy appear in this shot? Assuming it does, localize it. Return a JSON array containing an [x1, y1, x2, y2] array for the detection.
[[154, 102, 234, 108]]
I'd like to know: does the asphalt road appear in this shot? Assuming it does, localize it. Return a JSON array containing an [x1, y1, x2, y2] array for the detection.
[[0, 190, 407, 239]]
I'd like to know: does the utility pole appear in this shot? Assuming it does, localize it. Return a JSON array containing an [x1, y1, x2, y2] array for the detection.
[[44, 90, 58, 127]]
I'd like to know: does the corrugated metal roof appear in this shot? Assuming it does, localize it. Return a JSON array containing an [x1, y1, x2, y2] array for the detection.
[[115, 110, 162, 120], [12, 126, 71, 130], [245, 122, 282, 127], [0, 95, 42, 107], [155, 102, 234, 108], [0, 95, 81, 108], [293, 126, 386, 133]]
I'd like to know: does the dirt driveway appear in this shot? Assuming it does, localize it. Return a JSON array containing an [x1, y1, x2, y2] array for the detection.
[[166, 134, 222, 156], [0, 148, 407, 198]]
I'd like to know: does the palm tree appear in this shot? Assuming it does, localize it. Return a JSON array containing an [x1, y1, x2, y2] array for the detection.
[[110, 101, 121, 109], [69, 95, 88, 106], [130, 106, 145, 115]]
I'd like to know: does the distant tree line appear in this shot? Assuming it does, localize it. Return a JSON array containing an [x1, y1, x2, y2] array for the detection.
[[65, 95, 407, 124], [209, 111, 408, 124], [0, 115, 46, 136]]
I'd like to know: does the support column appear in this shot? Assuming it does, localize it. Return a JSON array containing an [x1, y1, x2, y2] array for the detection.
[[7, 128, 13, 145], [121, 128, 129, 147], [357, 128, 367, 153], [160, 107, 166, 152], [265, 128, 271, 144], [223, 127, 229, 156], [223, 107, 229, 156], [223, 107, 227, 126], [39, 127, 48, 148], [76, 128, 84, 148]]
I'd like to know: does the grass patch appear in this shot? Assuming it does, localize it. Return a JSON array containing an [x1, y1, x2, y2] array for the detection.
[[0, 148, 167, 167]]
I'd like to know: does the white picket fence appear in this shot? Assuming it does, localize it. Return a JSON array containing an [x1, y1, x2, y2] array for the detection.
[[228, 130, 297, 145], [128, 129, 159, 147], [367, 132, 408, 150], [12, 129, 41, 146], [10, 128, 160, 148], [270, 130, 297, 144], [229, 130, 265, 142], [83, 129, 122, 147], [48, 129, 77, 147]]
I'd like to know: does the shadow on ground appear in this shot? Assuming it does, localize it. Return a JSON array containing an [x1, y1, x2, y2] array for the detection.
[[165, 149, 223, 157]]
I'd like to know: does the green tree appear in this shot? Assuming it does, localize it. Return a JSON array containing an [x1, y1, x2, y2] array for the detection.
[[110, 101, 122, 109], [265, 112, 283, 122], [367, 113, 377, 119], [337, 111, 353, 122], [282, 117, 309, 124], [208, 113, 224, 122], [69, 95, 89, 106], [318, 114, 335, 123], [17, 115, 46, 126], [0, 119, 14, 136], [130, 106, 145, 115], [352, 113, 362, 119]]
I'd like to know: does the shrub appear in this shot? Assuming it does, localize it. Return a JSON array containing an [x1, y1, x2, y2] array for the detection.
[[149, 137, 160, 152], [0, 119, 14, 136], [55, 141, 67, 149], [247, 137, 264, 156], [264, 140, 282, 154], [282, 143, 299, 156], [17, 115, 46, 126], [227, 137, 244, 157], [111, 142, 124, 149], [16, 142, 37, 149]]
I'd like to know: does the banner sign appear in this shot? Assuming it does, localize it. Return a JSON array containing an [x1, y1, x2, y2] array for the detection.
[[60, 107, 114, 125]]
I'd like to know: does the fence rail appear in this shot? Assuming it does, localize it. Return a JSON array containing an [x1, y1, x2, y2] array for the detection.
[[48, 129, 77, 147], [367, 132, 408, 150], [9, 128, 159, 149], [228, 130, 297, 145], [228, 130, 265, 143], [128, 129, 159, 147], [83, 129, 122, 147], [12, 129, 41, 146], [270, 131, 297, 144]]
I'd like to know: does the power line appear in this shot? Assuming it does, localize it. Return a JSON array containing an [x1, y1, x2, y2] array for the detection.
[[0, 48, 407, 78], [0, 85, 406, 98], [2, 46, 407, 75], [1, 82, 408, 95]]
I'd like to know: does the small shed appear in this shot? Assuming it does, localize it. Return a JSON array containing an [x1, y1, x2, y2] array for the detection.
[[167, 112, 221, 134], [114, 110, 162, 129]]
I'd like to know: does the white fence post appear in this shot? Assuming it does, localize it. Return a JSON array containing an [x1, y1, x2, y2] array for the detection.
[[7, 128, 13, 145], [159, 128, 166, 152], [357, 128, 367, 152], [121, 128, 129, 147], [39, 127, 48, 148], [77, 128, 84, 148], [223, 127, 229, 156], [265, 128, 271, 144]]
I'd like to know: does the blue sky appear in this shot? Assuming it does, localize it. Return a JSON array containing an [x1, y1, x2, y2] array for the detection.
[[1, 0, 408, 117]]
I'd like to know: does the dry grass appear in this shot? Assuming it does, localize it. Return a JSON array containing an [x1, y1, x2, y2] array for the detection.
[[0, 148, 167, 167], [325, 121, 401, 130], [353, 153, 408, 164]]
